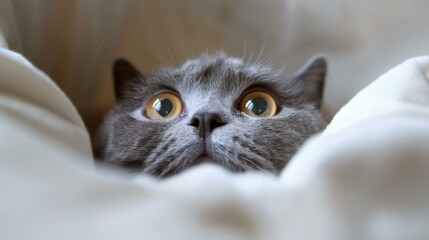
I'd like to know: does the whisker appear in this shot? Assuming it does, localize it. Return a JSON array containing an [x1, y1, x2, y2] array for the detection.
[[254, 39, 267, 66], [260, 45, 293, 68], [163, 29, 179, 66], [242, 37, 248, 62], [238, 153, 271, 173], [160, 28, 171, 64], [107, 41, 161, 66], [248, 33, 260, 64], [96, 31, 111, 58]]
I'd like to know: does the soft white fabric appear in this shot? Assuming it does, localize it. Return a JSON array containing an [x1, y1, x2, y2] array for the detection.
[[1, 46, 429, 239]]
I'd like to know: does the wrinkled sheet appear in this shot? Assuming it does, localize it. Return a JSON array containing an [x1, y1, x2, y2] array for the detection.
[[1, 47, 429, 239]]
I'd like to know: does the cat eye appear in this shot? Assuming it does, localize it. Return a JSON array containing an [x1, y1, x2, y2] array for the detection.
[[146, 92, 183, 120], [239, 91, 277, 117]]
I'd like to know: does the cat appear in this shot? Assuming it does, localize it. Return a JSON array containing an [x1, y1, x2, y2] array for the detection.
[[93, 52, 327, 177]]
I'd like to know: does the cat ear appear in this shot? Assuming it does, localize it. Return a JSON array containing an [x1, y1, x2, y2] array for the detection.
[[113, 59, 143, 101], [293, 56, 327, 108]]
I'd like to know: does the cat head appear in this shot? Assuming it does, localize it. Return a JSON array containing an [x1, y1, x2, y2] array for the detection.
[[94, 52, 327, 177]]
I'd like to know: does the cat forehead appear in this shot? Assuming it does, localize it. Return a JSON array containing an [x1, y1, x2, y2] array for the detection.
[[181, 54, 244, 70], [179, 54, 277, 78], [148, 54, 286, 91]]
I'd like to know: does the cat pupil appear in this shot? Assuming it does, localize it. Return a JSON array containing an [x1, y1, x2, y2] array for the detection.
[[154, 98, 173, 117], [247, 97, 268, 115]]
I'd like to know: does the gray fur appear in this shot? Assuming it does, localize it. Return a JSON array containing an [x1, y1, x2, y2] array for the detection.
[[94, 52, 327, 177]]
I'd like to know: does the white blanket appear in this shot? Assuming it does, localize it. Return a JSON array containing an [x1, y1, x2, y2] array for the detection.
[[1, 47, 429, 239]]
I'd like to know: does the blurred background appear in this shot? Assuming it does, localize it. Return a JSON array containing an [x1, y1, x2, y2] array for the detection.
[[1, 0, 429, 136]]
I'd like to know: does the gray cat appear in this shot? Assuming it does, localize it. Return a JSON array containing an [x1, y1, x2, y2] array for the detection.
[[94, 52, 326, 177]]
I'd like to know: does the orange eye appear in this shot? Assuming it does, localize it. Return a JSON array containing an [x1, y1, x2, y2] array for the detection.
[[239, 91, 277, 117], [146, 92, 183, 120]]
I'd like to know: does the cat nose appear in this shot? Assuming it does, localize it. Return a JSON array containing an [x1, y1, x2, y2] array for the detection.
[[190, 112, 226, 139]]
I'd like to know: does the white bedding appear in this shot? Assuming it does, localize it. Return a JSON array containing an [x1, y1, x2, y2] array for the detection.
[[1, 42, 429, 239]]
